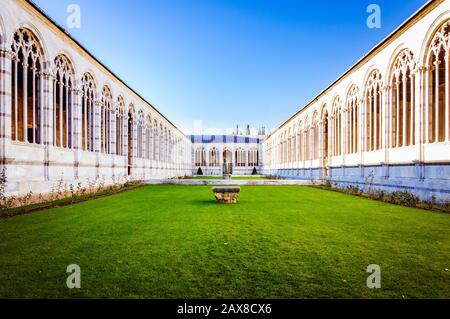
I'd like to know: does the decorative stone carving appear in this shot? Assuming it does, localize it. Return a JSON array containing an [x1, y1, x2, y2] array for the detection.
[[213, 186, 241, 204]]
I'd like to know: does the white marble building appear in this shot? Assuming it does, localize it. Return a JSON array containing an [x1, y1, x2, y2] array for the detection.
[[2, 0, 450, 204], [190, 135, 265, 176], [263, 0, 450, 201], [0, 0, 192, 199]]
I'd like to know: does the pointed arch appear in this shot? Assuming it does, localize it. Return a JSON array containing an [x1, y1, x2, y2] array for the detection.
[[153, 118, 159, 161], [10, 28, 45, 144], [331, 96, 342, 156], [312, 111, 320, 160], [209, 147, 219, 167], [235, 147, 246, 167], [364, 69, 383, 152], [248, 147, 259, 167], [345, 84, 360, 154], [389, 49, 417, 148], [425, 19, 450, 144], [195, 147, 206, 167], [100, 85, 112, 154], [53, 54, 75, 148], [81, 72, 96, 151], [115, 95, 125, 155], [136, 110, 145, 158], [304, 115, 311, 161], [145, 114, 153, 160]]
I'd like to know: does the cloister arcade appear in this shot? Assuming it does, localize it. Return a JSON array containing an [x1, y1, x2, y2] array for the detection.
[[0, 0, 192, 197], [1, 0, 450, 202], [190, 135, 264, 176], [263, 0, 450, 200]]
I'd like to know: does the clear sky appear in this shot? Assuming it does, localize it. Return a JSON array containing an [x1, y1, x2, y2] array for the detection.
[[32, 0, 427, 134]]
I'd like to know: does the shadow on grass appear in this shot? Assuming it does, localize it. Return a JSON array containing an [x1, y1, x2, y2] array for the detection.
[[188, 199, 218, 206]]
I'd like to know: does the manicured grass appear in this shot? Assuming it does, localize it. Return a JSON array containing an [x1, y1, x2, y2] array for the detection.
[[231, 176, 268, 180], [192, 176, 223, 180], [0, 185, 449, 299]]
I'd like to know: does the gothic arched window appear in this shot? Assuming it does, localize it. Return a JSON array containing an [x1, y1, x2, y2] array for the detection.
[[332, 97, 342, 156], [11, 28, 44, 144], [209, 147, 219, 167], [145, 115, 153, 160], [236, 148, 246, 167], [346, 85, 359, 154], [116, 96, 125, 155], [195, 148, 206, 167], [54, 54, 75, 149], [101, 86, 112, 154], [248, 148, 259, 167], [312, 112, 319, 160], [137, 111, 144, 158], [364, 70, 383, 152], [390, 49, 416, 148], [426, 21, 449, 144], [81, 73, 96, 152]]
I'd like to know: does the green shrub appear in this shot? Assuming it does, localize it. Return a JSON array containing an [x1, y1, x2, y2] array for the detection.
[[345, 185, 361, 195], [386, 191, 420, 207]]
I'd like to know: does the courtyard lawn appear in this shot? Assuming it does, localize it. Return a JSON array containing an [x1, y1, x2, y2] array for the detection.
[[231, 176, 269, 180], [0, 185, 449, 299]]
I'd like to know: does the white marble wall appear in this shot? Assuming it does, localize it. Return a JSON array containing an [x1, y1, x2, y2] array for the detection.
[[0, 0, 192, 198]]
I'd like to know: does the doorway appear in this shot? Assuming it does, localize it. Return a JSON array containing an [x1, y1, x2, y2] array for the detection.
[[223, 149, 233, 174]]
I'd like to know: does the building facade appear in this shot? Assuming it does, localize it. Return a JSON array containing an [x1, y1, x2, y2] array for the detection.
[[0, 0, 192, 199], [3, 0, 450, 204], [190, 135, 264, 176], [263, 0, 450, 201]]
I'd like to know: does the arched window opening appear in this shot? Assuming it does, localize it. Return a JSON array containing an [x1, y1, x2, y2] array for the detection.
[[292, 125, 298, 163], [248, 148, 259, 167], [81, 73, 96, 152], [11, 28, 43, 144], [287, 129, 292, 163], [116, 96, 125, 155], [236, 148, 246, 167], [53, 55, 74, 149], [346, 85, 359, 154], [427, 22, 449, 144], [153, 120, 158, 161], [195, 148, 206, 167], [164, 127, 168, 162], [209, 148, 219, 167], [137, 112, 144, 158], [145, 116, 153, 160], [332, 98, 342, 156], [391, 49, 416, 148], [305, 127, 311, 161], [365, 70, 383, 152], [311, 113, 319, 160], [297, 123, 303, 162], [101, 86, 112, 154]]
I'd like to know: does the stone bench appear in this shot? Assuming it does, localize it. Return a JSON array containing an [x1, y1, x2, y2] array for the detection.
[[212, 186, 241, 204]]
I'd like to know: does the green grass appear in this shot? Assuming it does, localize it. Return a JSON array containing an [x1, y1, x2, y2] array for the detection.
[[231, 176, 268, 180], [0, 185, 449, 299]]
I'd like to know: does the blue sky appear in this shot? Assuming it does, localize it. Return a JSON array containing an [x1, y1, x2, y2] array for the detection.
[[32, 0, 427, 134]]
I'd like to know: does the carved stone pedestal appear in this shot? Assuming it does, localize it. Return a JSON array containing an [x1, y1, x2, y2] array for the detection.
[[213, 186, 241, 204]]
